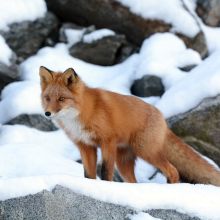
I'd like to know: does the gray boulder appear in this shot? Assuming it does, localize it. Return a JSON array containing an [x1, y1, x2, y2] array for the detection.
[[0, 185, 135, 220], [0, 53, 21, 94], [147, 209, 200, 220], [167, 95, 220, 166], [196, 0, 220, 27], [0, 12, 59, 63], [6, 114, 58, 131], [45, 0, 207, 58], [69, 35, 126, 66], [131, 75, 165, 97], [0, 185, 200, 220], [179, 64, 197, 72]]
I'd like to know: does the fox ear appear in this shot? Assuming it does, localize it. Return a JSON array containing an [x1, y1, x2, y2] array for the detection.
[[62, 68, 78, 89], [39, 66, 53, 90]]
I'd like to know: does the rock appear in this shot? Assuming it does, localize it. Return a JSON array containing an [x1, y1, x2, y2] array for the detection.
[[6, 114, 58, 131], [0, 12, 60, 63], [146, 209, 200, 220], [0, 185, 201, 220], [131, 75, 165, 97], [45, 0, 207, 57], [196, 0, 220, 27], [69, 35, 126, 66], [176, 31, 208, 59], [179, 64, 197, 72], [166, 95, 220, 166], [0, 53, 21, 94], [0, 185, 135, 220], [115, 44, 140, 64]]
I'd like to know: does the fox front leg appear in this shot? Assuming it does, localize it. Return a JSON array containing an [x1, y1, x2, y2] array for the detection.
[[101, 139, 117, 181], [77, 142, 97, 179]]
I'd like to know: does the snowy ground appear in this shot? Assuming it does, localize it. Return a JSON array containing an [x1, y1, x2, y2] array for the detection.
[[1, 0, 220, 219]]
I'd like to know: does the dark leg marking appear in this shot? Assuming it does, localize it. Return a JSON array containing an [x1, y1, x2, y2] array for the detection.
[[101, 160, 109, 181], [84, 169, 90, 179], [167, 177, 171, 184]]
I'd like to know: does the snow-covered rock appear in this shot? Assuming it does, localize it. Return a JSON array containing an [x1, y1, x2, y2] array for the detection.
[[167, 94, 220, 166], [45, 0, 207, 57], [0, 12, 59, 63]]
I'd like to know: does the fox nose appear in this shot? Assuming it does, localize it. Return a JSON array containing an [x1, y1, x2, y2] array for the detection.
[[45, 111, 51, 117]]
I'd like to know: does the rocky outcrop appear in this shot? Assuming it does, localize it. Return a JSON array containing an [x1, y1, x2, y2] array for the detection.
[[0, 185, 135, 220], [0, 12, 60, 63], [69, 35, 127, 66], [0, 185, 200, 220], [6, 114, 58, 131], [167, 95, 220, 166], [179, 64, 197, 72], [196, 0, 220, 27], [0, 53, 21, 94], [45, 0, 207, 57], [0, 185, 199, 220], [147, 209, 200, 220], [131, 75, 164, 97]]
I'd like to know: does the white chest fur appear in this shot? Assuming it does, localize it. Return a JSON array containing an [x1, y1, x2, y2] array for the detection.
[[58, 109, 95, 146]]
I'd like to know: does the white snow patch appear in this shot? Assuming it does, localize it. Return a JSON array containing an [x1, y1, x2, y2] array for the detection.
[[0, 125, 81, 162], [116, 0, 200, 38], [156, 49, 220, 118], [65, 28, 86, 48], [0, 0, 47, 31], [136, 33, 202, 90], [83, 29, 115, 43], [0, 143, 83, 179], [0, 35, 13, 66], [0, 81, 43, 124], [202, 25, 220, 54], [127, 212, 162, 220]]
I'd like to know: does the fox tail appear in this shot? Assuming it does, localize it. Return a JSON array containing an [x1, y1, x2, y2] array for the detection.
[[165, 128, 220, 186]]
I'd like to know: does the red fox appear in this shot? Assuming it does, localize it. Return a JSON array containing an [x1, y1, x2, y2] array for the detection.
[[39, 66, 220, 186]]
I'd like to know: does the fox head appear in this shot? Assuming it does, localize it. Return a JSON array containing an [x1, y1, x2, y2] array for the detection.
[[39, 66, 84, 119]]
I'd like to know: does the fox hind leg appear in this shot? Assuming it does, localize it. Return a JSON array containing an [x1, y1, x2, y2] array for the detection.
[[116, 146, 137, 183], [132, 135, 179, 184]]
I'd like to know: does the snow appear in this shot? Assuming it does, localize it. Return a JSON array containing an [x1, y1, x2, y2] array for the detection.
[[203, 26, 220, 53], [1, 1, 220, 219], [0, 35, 13, 66], [116, 0, 200, 38], [0, 81, 43, 124], [156, 49, 220, 118], [0, 125, 81, 162], [127, 212, 161, 220], [136, 33, 201, 90], [0, 143, 83, 179], [65, 28, 86, 48], [83, 29, 116, 43], [0, 0, 47, 31]]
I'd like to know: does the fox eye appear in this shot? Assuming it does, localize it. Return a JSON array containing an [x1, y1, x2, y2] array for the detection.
[[59, 97, 65, 101], [46, 96, 50, 101]]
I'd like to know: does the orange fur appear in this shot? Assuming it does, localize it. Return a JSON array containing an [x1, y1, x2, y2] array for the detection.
[[39, 67, 220, 185]]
